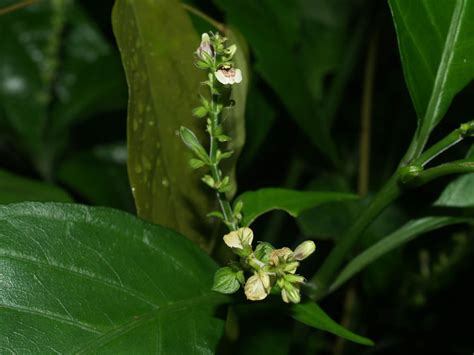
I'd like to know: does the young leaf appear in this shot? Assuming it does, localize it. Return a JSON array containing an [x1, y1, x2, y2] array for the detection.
[[292, 302, 374, 346], [0, 202, 226, 353], [0, 169, 72, 204], [236, 188, 359, 226], [112, 0, 217, 248], [212, 267, 242, 294], [390, 0, 474, 160], [179, 126, 209, 162], [330, 216, 473, 292]]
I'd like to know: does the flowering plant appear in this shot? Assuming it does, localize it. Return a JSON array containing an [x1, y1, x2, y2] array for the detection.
[[181, 32, 316, 303]]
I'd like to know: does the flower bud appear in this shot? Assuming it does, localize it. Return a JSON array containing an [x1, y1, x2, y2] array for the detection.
[[269, 247, 292, 266], [245, 271, 271, 301], [224, 44, 237, 58], [281, 283, 301, 304], [293, 240, 316, 261], [195, 33, 214, 60], [282, 261, 299, 274]]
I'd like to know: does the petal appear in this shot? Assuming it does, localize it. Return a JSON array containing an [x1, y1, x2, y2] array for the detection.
[[215, 70, 229, 85], [223, 230, 243, 249], [233, 69, 243, 83], [239, 227, 253, 247], [244, 274, 269, 301]]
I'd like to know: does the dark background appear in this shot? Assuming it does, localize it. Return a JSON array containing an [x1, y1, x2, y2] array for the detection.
[[1, 0, 473, 353]]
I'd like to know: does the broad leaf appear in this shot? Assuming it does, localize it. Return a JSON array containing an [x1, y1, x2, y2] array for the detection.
[[113, 1, 248, 249], [0, 169, 72, 204], [112, 0, 215, 248], [0, 202, 225, 353], [236, 188, 358, 226], [390, 0, 474, 160], [330, 216, 473, 292], [292, 302, 374, 346]]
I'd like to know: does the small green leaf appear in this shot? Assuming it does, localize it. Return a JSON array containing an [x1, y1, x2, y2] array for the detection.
[[212, 267, 242, 294], [0, 202, 226, 352], [330, 216, 473, 292], [207, 211, 224, 220], [292, 302, 374, 346], [434, 147, 474, 207], [192, 106, 208, 118], [0, 169, 72, 204], [180, 126, 209, 162], [189, 158, 206, 169], [236, 188, 359, 226], [254, 242, 274, 264]]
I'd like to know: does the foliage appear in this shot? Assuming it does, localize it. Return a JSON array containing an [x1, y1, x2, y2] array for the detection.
[[1, 0, 474, 353]]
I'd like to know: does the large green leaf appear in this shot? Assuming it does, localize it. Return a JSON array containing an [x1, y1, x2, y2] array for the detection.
[[113, 0, 247, 249], [0, 202, 225, 353], [330, 216, 473, 292], [0, 169, 72, 204], [236, 188, 358, 226], [292, 302, 374, 346], [390, 0, 474, 160]]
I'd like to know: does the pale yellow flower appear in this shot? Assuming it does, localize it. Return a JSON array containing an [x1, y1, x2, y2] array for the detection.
[[223, 227, 253, 249], [244, 271, 271, 301]]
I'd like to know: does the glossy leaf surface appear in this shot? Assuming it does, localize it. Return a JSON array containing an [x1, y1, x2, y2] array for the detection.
[[112, 0, 215, 247], [292, 302, 374, 346], [390, 0, 474, 159], [0, 202, 225, 353], [236, 188, 358, 226], [330, 216, 473, 292]]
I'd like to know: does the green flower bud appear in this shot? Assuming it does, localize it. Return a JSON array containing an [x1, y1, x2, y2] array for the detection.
[[281, 283, 301, 304]]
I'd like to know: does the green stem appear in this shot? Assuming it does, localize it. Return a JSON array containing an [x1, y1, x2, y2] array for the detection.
[[208, 76, 238, 231], [308, 121, 474, 300], [413, 127, 464, 167], [308, 175, 401, 300], [414, 160, 474, 185]]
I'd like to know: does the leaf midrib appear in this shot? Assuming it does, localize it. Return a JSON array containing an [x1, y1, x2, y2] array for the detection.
[[73, 292, 221, 354]]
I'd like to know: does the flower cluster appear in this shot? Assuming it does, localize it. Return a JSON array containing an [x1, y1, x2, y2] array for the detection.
[[213, 227, 316, 303], [195, 32, 242, 85]]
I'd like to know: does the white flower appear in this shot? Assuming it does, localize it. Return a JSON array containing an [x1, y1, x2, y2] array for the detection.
[[244, 271, 271, 301], [196, 33, 214, 60], [223, 227, 253, 249], [293, 240, 316, 261], [215, 66, 242, 85]]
